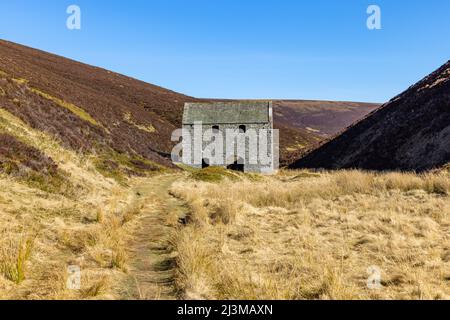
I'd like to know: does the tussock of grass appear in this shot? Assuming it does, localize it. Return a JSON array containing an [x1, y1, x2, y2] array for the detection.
[[173, 227, 217, 299], [0, 235, 35, 284], [81, 276, 108, 299], [95, 207, 105, 224], [29, 88, 100, 127], [111, 246, 128, 272], [121, 202, 143, 225], [172, 169, 450, 300], [83, 199, 143, 274]]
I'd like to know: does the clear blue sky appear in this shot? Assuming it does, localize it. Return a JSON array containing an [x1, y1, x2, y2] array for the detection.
[[1, 0, 449, 103]]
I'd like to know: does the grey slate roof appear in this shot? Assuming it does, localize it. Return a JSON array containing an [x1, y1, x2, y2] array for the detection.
[[183, 101, 272, 125]]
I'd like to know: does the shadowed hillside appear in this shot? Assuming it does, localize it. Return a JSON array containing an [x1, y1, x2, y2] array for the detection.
[[274, 100, 379, 136], [274, 100, 379, 165], [291, 61, 450, 172]]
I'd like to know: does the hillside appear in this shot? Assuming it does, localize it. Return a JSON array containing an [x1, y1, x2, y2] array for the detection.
[[0, 39, 198, 172], [0, 40, 377, 168], [0, 39, 447, 301], [291, 61, 450, 172], [274, 100, 379, 137], [274, 100, 379, 165]]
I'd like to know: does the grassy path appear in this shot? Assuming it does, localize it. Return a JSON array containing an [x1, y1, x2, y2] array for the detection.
[[117, 174, 188, 300]]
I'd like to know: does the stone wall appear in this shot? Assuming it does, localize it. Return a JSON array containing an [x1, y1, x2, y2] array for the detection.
[[182, 122, 276, 173]]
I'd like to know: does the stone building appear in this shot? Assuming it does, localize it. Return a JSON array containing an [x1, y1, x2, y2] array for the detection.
[[182, 101, 277, 173]]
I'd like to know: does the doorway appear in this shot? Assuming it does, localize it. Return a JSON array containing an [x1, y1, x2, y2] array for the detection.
[[227, 157, 244, 172], [202, 159, 210, 169]]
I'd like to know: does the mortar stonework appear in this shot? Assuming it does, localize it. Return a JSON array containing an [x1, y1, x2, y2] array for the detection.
[[182, 102, 276, 173]]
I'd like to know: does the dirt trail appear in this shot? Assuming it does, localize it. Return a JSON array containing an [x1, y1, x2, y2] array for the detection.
[[117, 174, 188, 300]]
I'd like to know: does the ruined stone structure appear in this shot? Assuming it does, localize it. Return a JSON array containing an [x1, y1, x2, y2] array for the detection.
[[182, 101, 277, 173]]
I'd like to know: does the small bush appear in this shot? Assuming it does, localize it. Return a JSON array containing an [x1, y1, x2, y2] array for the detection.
[[0, 236, 35, 284], [111, 246, 127, 272], [189, 167, 241, 183], [424, 174, 449, 195], [208, 200, 239, 225], [24, 170, 76, 198]]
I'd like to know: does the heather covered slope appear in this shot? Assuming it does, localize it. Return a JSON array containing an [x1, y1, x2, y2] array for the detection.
[[0, 39, 198, 169], [274, 100, 379, 137], [0, 40, 377, 167], [291, 61, 450, 172], [274, 100, 379, 165]]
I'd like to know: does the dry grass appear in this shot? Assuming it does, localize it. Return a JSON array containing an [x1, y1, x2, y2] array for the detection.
[[0, 108, 145, 299], [80, 276, 109, 299], [0, 171, 140, 299], [1, 100, 448, 300], [171, 169, 450, 300], [0, 233, 35, 284]]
